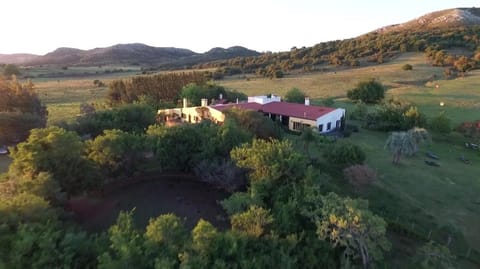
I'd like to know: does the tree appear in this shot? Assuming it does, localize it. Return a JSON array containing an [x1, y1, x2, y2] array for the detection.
[[412, 241, 457, 269], [0, 77, 47, 143], [144, 214, 188, 267], [284, 88, 306, 104], [365, 99, 427, 131], [231, 139, 306, 184], [323, 141, 366, 168], [2, 64, 20, 77], [3, 222, 100, 269], [8, 126, 98, 195], [72, 104, 156, 137], [223, 108, 280, 139], [385, 127, 429, 164], [98, 210, 147, 269], [85, 129, 146, 177], [231, 206, 273, 238], [347, 78, 385, 104], [309, 192, 391, 269]]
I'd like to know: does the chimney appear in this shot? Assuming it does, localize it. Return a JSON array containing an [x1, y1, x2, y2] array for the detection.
[[305, 97, 310, 106], [201, 98, 208, 107], [183, 98, 188, 108], [236, 98, 239, 104], [219, 93, 223, 100]]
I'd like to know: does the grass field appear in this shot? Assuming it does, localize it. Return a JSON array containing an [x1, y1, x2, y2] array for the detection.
[[347, 129, 480, 248], [219, 52, 480, 126]]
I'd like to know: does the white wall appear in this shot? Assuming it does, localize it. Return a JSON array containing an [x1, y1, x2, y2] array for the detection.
[[248, 95, 281, 104], [315, 108, 345, 133]]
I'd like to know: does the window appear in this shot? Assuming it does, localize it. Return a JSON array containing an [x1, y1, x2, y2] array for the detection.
[[293, 122, 303, 130], [327, 122, 331, 130], [336, 120, 341, 129], [318, 124, 323, 132], [181, 113, 186, 119]]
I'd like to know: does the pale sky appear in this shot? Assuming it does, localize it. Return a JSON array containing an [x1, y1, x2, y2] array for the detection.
[[2, 0, 479, 55]]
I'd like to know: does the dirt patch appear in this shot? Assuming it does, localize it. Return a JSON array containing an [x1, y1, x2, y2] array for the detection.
[[67, 174, 230, 232]]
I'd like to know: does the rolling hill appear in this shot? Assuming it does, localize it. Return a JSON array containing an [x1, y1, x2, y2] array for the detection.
[[0, 43, 260, 67], [0, 53, 39, 65], [375, 7, 480, 33], [196, 7, 480, 75]]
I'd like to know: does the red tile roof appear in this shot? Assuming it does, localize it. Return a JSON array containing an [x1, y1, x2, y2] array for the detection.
[[211, 101, 335, 121], [262, 102, 335, 121]]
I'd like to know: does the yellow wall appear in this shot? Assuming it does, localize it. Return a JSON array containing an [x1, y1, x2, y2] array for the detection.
[[158, 106, 225, 124], [288, 117, 316, 131]]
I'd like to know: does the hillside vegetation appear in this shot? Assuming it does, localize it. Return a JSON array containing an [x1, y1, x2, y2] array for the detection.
[[198, 8, 480, 78]]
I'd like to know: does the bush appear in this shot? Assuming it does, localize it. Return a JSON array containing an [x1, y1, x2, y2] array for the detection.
[[347, 78, 385, 104], [284, 88, 306, 104], [429, 112, 451, 134], [402, 64, 413, 70], [323, 141, 366, 168], [321, 97, 335, 106], [364, 99, 427, 131], [343, 164, 376, 192], [349, 102, 368, 120]]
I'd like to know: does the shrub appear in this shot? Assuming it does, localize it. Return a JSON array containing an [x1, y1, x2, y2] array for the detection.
[[343, 164, 376, 192], [347, 78, 385, 104], [323, 141, 366, 168], [284, 88, 306, 104], [321, 97, 335, 106], [364, 99, 427, 131], [349, 102, 368, 120], [429, 112, 451, 134], [402, 64, 413, 70]]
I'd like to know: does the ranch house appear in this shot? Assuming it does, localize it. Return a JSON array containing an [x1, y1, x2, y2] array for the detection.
[[158, 94, 346, 133]]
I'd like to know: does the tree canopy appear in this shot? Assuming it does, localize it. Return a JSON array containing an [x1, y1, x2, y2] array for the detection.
[[0, 77, 46, 143], [347, 78, 385, 104], [284, 88, 306, 104]]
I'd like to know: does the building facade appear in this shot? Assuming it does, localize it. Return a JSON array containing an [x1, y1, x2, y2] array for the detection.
[[158, 95, 345, 133]]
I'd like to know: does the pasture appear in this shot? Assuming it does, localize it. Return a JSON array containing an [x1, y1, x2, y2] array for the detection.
[[219, 52, 480, 125]]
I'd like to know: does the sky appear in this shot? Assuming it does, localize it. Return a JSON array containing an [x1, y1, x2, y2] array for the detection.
[[2, 0, 479, 55]]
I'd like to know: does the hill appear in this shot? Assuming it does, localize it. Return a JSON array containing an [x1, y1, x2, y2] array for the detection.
[[0, 43, 260, 67], [376, 7, 480, 33], [0, 53, 39, 64], [197, 7, 480, 77]]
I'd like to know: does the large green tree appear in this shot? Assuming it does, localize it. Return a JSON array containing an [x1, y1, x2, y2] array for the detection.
[[0, 77, 46, 143], [8, 126, 98, 195], [306, 192, 391, 269], [85, 129, 147, 177]]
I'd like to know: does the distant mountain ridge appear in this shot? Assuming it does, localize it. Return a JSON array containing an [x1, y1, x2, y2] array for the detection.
[[0, 53, 39, 65], [0, 43, 260, 67]]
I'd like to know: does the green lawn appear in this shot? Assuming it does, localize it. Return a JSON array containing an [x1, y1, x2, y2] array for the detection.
[[347, 129, 480, 249]]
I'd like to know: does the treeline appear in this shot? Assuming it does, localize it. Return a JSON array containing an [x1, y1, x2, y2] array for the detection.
[[193, 26, 480, 77], [0, 76, 47, 144], [107, 72, 207, 106]]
